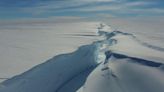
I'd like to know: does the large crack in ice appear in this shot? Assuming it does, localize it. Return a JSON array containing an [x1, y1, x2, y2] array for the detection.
[[0, 23, 164, 92]]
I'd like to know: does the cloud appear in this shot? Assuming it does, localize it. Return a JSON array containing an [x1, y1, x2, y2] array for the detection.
[[125, 1, 155, 6], [130, 8, 164, 15], [70, 1, 156, 12], [0, 0, 164, 20]]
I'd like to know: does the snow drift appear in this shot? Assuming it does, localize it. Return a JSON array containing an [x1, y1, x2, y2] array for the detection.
[[0, 23, 164, 92]]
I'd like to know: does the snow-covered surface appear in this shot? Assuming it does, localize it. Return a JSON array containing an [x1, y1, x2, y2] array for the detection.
[[0, 22, 164, 92], [0, 22, 101, 81]]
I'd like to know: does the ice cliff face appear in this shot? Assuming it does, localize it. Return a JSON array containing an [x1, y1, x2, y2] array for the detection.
[[0, 23, 164, 92]]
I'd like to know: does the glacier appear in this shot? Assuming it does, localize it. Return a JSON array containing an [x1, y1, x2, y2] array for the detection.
[[0, 23, 164, 92]]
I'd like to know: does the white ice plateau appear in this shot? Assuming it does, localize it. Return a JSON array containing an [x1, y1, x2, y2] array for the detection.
[[0, 23, 164, 92]]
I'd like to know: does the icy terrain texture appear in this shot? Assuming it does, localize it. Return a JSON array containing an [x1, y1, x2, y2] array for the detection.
[[0, 23, 164, 92]]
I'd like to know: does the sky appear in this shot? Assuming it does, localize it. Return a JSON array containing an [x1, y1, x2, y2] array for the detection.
[[0, 0, 164, 20]]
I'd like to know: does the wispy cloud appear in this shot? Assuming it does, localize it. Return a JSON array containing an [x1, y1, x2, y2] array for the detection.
[[0, 0, 164, 20]]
